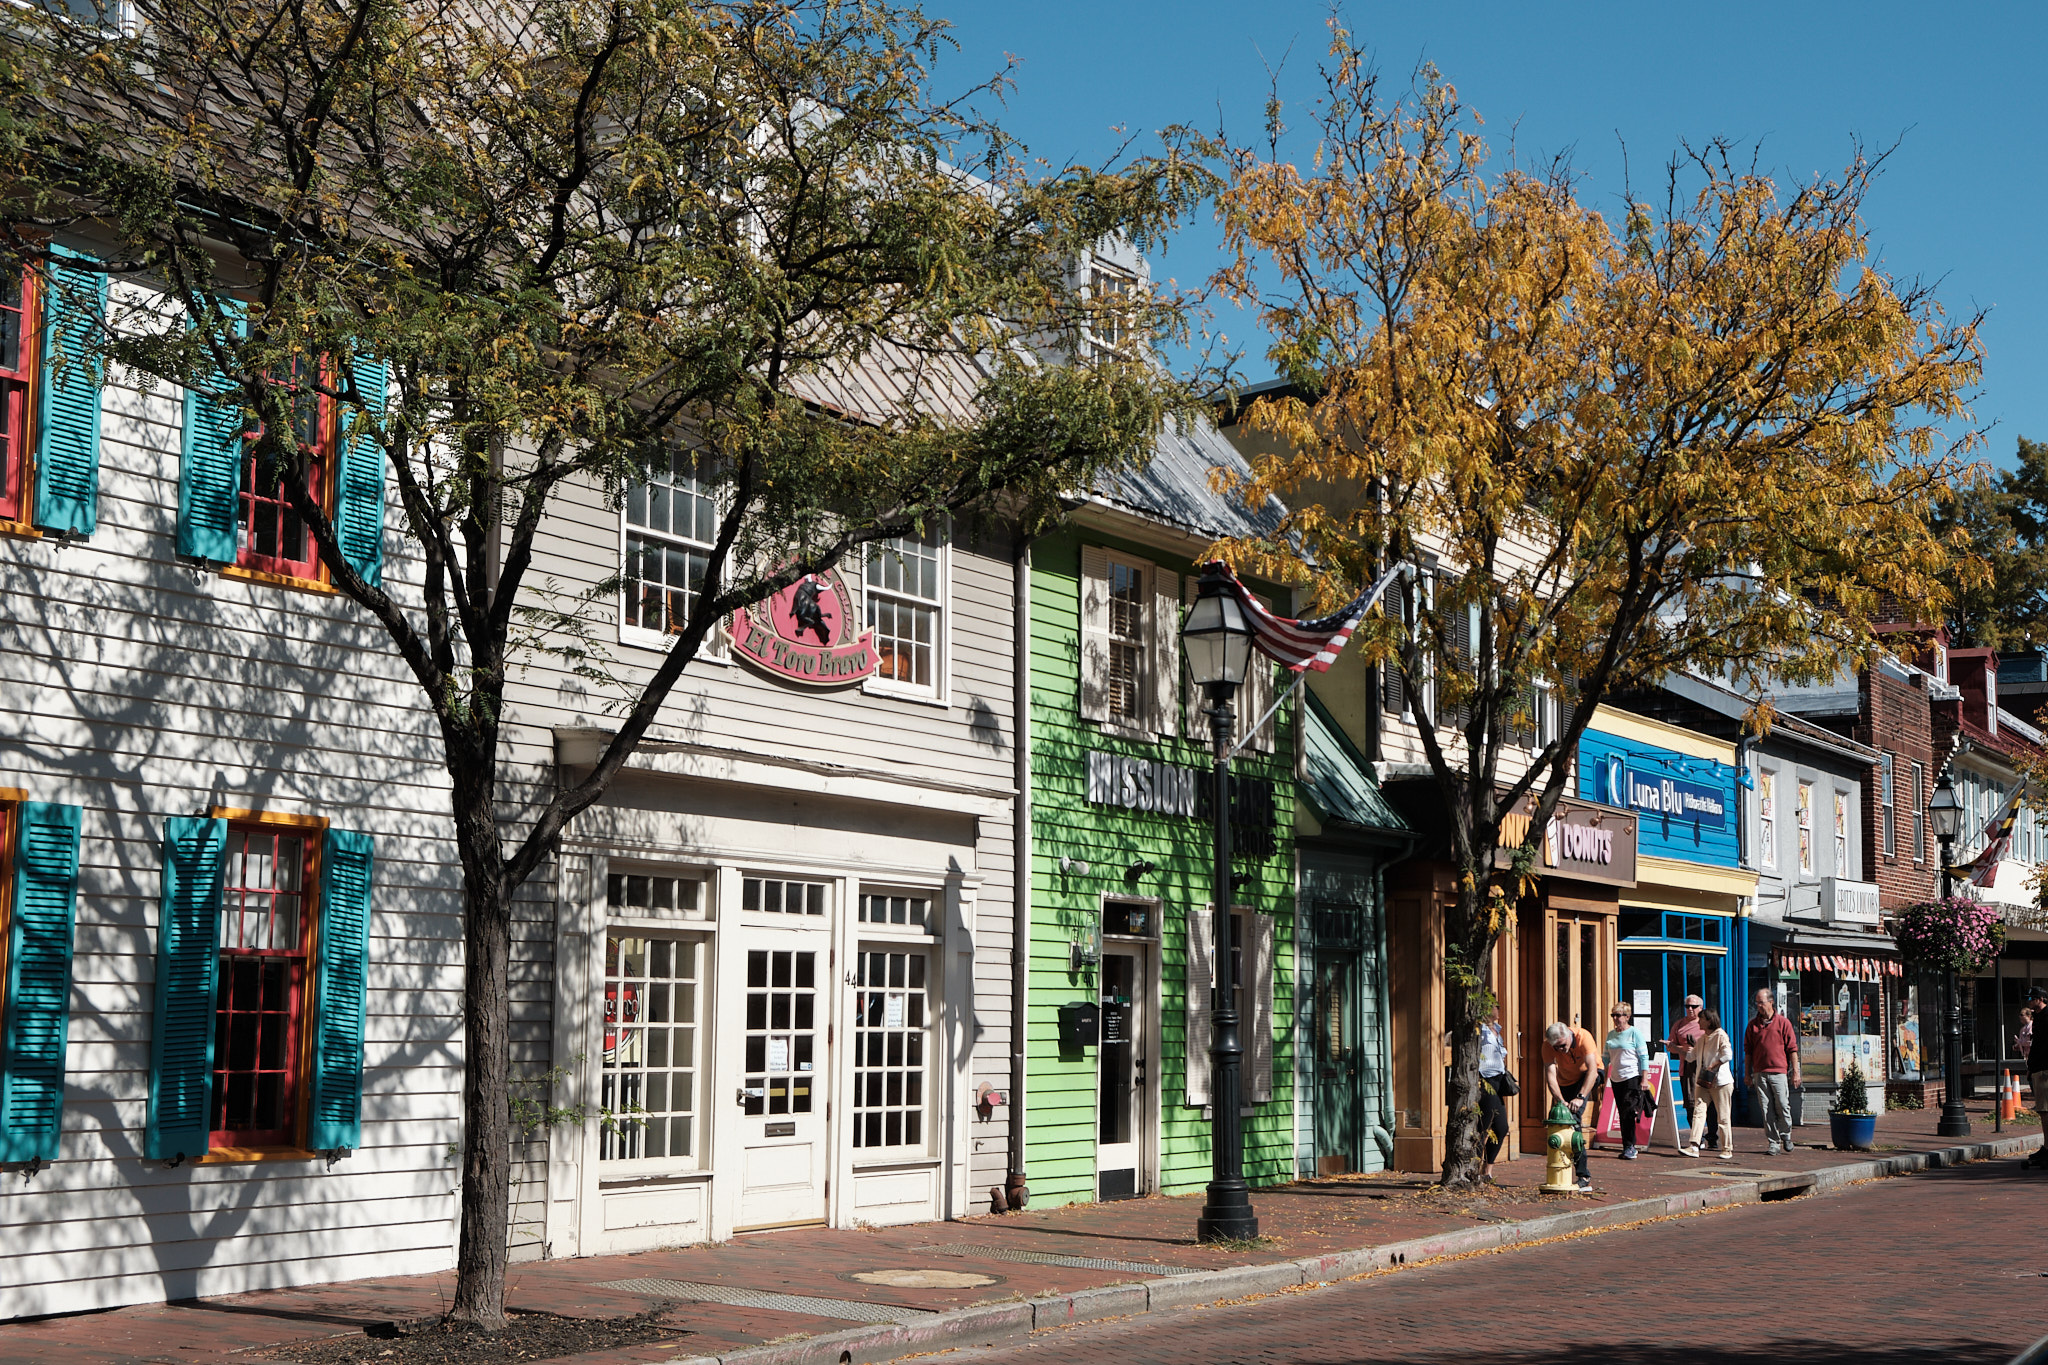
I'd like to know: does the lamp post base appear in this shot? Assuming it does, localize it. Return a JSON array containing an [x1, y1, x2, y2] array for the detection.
[[1196, 1182, 1259, 1243], [1936, 1104, 1972, 1139]]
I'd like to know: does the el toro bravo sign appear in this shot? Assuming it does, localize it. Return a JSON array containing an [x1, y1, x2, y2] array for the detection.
[[728, 568, 880, 687]]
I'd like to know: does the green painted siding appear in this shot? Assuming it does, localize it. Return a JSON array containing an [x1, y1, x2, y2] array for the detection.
[[1025, 527, 1298, 1207]]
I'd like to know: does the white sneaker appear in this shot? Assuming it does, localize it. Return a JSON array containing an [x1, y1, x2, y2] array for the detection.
[[1679, 1145, 1701, 1158], [1718, 1152, 1734, 1161], [1766, 1143, 1782, 1155]]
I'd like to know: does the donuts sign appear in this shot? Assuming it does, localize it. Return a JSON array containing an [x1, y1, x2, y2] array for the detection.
[[729, 568, 880, 686]]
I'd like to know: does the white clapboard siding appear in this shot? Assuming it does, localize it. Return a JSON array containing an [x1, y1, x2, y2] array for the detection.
[[0, 277, 470, 1319]]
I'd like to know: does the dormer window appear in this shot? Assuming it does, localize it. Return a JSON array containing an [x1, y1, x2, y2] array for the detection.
[[1087, 265, 1137, 353]]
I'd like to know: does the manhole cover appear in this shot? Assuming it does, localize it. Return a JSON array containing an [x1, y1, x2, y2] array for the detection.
[[1666, 1167, 1771, 1179], [847, 1269, 998, 1289]]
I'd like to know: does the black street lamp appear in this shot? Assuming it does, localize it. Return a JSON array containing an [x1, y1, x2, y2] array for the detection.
[[1927, 771, 1971, 1139], [1180, 563, 1260, 1242]]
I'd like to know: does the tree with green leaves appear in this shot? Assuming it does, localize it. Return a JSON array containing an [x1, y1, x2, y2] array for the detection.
[[1207, 30, 1982, 1190], [1935, 436, 2048, 649], [0, 0, 1212, 1326]]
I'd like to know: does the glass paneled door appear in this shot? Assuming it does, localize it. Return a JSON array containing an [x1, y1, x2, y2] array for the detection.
[[1096, 948, 1151, 1201], [736, 926, 830, 1229]]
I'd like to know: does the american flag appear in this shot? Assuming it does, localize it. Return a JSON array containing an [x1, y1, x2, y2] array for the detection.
[[1954, 782, 2028, 887], [1211, 561, 1404, 673]]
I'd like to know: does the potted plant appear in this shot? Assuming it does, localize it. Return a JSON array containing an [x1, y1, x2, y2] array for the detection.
[[1830, 1061, 1878, 1150]]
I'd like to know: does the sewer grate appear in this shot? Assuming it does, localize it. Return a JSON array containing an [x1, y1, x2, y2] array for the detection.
[[1663, 1167, 1773, 1179], [911, 1243, 1198, 1276], [594, 1278, 932, 1323]]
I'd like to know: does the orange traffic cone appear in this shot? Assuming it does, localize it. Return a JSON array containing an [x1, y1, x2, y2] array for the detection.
[[2005, 1072, 2020, 1121]]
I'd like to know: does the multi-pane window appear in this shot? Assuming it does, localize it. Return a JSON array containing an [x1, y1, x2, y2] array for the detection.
[[1797, 782, 1814, 875], [1834, 791, 1849, 874], [1757, 771, 1776, 870], [607, 871, 701, 916], [743, 877, 825, 916], [623, 447, 717, 637], [1912, 761, 1926, 863], [742, 948, 816, 1116], [866, 528, 944, 691], [1880, 754, 1896, 858], [859, 891, 930, 931], [212, 826, 314, 1147], [852, 948, 928, 1149], [1088, 265, 1136, 351], [1106, 559, 1147, 723], [240, 356, 332, 579], [598, 932, 702, 1162], [0, 267, 34, 523]]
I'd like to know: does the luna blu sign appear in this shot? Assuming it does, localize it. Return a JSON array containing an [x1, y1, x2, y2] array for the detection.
[[1606, 760, 1728, 830]]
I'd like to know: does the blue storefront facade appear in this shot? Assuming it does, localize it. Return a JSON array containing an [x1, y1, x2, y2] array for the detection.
[[1580, 707, 1757, 1067]]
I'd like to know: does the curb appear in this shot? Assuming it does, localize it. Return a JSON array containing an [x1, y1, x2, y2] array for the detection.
[[667, 1131, 2044, 1365]]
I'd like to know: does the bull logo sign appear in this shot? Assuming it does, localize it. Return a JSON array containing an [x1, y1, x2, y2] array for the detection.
[[729, 567, 880, 687]]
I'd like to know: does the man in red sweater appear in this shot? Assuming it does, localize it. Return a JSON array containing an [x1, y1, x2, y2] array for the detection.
[[1745, 988, 1802, 1155]]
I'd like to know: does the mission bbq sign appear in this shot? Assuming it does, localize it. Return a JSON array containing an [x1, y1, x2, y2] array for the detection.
[[729, 568, 880, 687], [1083, 750, 1278, 861]]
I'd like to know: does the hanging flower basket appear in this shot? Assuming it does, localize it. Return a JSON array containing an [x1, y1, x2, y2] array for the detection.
[[1889, 897, 2008, 976]]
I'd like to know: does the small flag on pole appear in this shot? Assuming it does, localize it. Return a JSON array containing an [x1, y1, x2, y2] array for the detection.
[[1952, 782, 2029, 888], [1208, 561, 1404, 673]]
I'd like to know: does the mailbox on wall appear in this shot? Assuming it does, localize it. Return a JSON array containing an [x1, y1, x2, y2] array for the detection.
[[1057, 1001, 1101, 1049]]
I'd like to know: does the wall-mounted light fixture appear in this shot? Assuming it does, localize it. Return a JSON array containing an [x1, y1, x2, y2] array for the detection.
[[1125, 859, 1157, 882], [1070, 915, 1103, 972], [1059, 855, 1092, 876]]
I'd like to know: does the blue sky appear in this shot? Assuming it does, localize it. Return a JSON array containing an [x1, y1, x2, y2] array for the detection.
[[942, 2, 2043, 465]]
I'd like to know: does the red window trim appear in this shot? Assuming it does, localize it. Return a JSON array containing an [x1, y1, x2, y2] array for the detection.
[[236, 360, 337, 582], [0, 267, 39, 526], [210, 821, 321, 1151]]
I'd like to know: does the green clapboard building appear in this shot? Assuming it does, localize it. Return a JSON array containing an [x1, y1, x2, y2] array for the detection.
[[1021, 422, 1302, 1206]]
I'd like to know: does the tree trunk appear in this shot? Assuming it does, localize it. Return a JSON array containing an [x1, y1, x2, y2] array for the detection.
[[448, 772, 513, 1331], [1439, 868, 1495, 1190]]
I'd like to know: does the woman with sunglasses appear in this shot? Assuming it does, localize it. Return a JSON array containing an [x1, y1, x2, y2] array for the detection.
[[1604, 1001, 1651, 1160]]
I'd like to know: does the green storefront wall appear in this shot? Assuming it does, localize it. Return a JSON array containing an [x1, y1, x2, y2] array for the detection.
[[1024, 526, 1299, 1207]]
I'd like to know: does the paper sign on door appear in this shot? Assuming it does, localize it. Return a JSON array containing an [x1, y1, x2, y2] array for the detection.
[[768, 1038, 789, 1073]]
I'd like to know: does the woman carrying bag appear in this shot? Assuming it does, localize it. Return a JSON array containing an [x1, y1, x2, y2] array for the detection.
[[1477, 1013, 1516, 1185], [1681, 1009, 1735, 1160]]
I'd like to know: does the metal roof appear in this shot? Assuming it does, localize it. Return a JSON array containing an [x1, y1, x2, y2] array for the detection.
[[1300, 692, 1410, 835], [1089, 413, 1286, 542]]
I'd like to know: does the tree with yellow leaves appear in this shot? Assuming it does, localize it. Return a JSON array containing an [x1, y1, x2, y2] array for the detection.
[[1210, 30, 1983, 1188]]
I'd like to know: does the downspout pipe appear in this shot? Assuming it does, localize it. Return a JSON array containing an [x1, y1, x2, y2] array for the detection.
[[1003, 539, 1033, 1211]]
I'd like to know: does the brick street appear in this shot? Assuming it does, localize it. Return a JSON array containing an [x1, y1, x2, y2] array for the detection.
[[936, 1158, 2047, 1365]]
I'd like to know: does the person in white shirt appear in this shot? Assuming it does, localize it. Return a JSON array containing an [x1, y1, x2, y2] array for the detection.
[[1680, 1008, 1736, 1160]]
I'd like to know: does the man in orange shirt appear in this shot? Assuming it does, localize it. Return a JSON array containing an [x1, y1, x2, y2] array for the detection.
[[1543, 1020, 1602, 1191]]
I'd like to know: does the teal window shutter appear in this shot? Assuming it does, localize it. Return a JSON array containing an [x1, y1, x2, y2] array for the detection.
[[336, 355, 388, 587], [0, 803, 82, 1164], [176, 303, 248, 563], [146, 816, 224, 1162], [308, 828, 373, 1153], [32, 246, 107, 538]]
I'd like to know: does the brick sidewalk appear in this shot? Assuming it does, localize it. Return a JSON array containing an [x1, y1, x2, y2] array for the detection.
[[4, 1104, 2038, 1365]]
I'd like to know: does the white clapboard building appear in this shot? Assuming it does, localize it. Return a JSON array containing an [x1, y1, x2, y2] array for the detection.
[[0, 242, 465, 1319]]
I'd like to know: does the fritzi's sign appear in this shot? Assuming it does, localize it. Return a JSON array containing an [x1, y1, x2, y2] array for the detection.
[[729, 568, 880, 687]]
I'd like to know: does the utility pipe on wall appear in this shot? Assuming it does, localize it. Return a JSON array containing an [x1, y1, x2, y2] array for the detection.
[[1003, 539, 1032, 1211]]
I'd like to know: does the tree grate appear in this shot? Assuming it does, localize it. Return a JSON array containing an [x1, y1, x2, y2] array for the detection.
[[910, 1243, 1197, 1275], [594, 1278, 932, 1323]]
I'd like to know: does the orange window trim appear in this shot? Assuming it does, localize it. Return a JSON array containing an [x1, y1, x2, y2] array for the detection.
[[212, 817, 326, 1152]]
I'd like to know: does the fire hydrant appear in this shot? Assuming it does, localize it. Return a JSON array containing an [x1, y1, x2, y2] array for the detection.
[[1541, 1099, 1584, 1193]]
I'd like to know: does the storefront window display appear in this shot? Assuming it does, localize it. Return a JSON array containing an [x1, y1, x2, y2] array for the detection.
[[1777, 957, 1893, 1091]]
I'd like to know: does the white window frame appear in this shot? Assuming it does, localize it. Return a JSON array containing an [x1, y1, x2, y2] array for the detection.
[[1833, 789, 1849, 877], [617, 453, 728, 661], [1757, 769, 1777, 870], [856, 883, 941, 939], [848, 937, 937, 1159], [1085, 262, 1140, 355], [1104, 552, 1151, 730], [1911, 760, 1926, 864], [1880, 753, 1895, 858], [593, 863, 715, 1176], [861, 522, 951, 706], [1797, 781, 1814, 875]]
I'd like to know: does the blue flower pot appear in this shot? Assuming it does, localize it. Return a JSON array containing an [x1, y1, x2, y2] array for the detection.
[[1830, 1112, 1877, 1150]]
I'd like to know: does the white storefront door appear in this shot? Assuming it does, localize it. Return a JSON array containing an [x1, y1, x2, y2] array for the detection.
[[735, 923, 833, 1229], [1096, 946, 1153, 1200]]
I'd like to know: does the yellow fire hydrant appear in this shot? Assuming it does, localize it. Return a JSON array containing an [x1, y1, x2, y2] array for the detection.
[[1541, 1099, 1585, 1193]]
